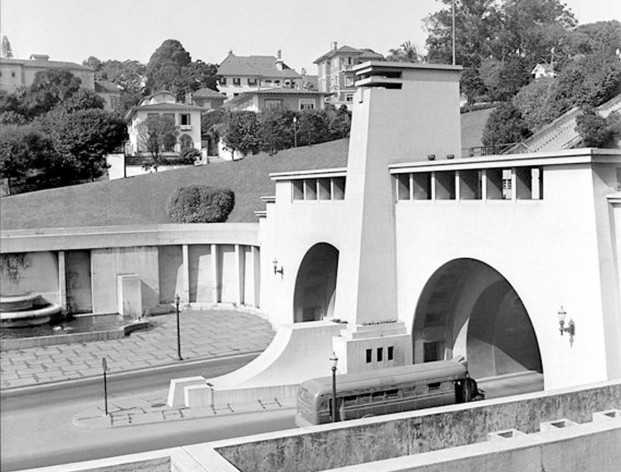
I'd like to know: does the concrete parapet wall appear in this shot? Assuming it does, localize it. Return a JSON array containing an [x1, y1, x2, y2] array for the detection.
[[214, 380, 621, 472]]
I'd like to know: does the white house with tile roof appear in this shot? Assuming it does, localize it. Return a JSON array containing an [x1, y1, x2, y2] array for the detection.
[[217, 50, 302, 99], [125, 91, 203, 156], [222, 87, 331, 113]]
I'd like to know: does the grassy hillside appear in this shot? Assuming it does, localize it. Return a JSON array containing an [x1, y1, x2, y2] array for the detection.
[[1, 139, 349, 230]]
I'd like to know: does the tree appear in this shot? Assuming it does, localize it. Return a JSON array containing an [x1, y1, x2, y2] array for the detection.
[[297, 109, 330, 146], [38, 108, 128, 183], [1, 35, 13, 58], [136, 116, 179, 171], [482, 102, 530, 147], [0, 124, 54, 195], [221, 111, 262, 158], [145, 39, 192, 99], [326, 105, 352, 140], [460, 67, 486, 106], [513, 77, 564, 131], [93, 58, 147, 112], [575, 108, 620, 148], [386, 41, 422, 63], [259, 109, 296, 155]]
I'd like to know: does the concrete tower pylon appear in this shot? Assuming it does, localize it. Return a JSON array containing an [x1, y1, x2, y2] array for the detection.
[[331, 62, 462, 373]]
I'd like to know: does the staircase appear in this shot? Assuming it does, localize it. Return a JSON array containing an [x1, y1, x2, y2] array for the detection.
[[509, 93, 621, 153]]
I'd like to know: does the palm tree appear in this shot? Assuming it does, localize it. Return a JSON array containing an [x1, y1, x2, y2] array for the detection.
[[386, 41, 422, 63]]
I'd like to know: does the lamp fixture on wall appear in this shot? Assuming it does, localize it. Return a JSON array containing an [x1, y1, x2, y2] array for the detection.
[[557, 306, 575, 343], [273, 258, 284, 276]]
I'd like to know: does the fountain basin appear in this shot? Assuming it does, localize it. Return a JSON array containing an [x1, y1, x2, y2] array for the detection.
[[0, 292, 63, 328]]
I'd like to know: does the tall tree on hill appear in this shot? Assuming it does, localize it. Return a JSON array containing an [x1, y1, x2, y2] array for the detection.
[[222, 111, 262, 159], [1, 35, 14, 58], [145, 40, 219, 101], [91, 58, 147, 112]]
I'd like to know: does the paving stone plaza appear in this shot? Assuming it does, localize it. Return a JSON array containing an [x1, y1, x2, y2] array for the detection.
[[0, 310, 275, 390]]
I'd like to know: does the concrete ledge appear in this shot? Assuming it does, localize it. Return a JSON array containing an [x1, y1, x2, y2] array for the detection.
[[168, 376, 206, 408]]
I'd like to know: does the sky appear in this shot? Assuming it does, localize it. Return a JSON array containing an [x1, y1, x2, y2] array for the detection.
[[1, 0, 619, 74]]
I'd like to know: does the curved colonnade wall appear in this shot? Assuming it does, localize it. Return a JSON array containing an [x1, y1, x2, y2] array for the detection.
[[0, 224, 261, 315]]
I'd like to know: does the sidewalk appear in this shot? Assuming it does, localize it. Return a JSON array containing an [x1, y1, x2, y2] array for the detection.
[[0, 309, 275, 390], [73, 391, 296, 429]]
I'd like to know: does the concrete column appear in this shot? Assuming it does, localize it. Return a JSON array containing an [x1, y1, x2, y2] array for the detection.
[[211, 244, 219, 304], [235, 244, 244, 306], [58, 250, 67, 310], [431, 171, 437, 201], [182, 244, 190, 305], [252, 246, 260, 308], [481, 169, 489, 200]]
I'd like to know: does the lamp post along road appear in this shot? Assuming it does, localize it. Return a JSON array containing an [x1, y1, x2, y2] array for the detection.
[[175, 294, 183, 361], [329, 353, 339, 422], [101, 357, 109, 417]]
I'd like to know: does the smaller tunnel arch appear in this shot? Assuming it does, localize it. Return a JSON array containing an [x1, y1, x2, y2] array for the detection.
[[293, 243, 339, 323]]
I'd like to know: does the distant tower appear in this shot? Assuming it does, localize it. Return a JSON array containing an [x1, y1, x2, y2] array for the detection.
[[1, 36, 14, 58]]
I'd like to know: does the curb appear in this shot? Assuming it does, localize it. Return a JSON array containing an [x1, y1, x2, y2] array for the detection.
[[0, 351, 262, 398]]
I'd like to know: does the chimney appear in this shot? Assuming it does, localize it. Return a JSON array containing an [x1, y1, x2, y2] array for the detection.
[[331, 41, 338, 51], [276, 49, 284, 70]]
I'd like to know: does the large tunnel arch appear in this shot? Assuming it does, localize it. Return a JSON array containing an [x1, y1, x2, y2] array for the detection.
[[293, 243, 339, 322], [412, 258, 543, 381]]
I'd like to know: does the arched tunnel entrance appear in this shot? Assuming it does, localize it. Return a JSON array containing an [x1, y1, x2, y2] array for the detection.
[[293, 243, 339, 322], [412, 259, 543, 381]]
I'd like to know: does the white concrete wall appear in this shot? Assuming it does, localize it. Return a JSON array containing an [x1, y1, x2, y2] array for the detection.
[[0, 252, 59, 305], [394, 164, 617, 389]]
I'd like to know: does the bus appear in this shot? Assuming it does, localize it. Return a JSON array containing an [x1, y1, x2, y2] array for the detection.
[[295, 356, 484, 427]]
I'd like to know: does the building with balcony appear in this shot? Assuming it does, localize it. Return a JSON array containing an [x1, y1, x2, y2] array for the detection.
[[314, 42, 384, 108], [125, 91, 203, 156], [217, 50, 302, 100]]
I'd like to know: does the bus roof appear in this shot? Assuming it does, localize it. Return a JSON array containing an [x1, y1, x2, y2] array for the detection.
[[299, 358, 468, 395]]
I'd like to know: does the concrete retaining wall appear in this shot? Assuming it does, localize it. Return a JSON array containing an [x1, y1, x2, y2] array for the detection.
[[215, 381, 621, 472]]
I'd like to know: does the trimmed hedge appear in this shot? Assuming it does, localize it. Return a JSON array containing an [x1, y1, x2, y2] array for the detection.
[[166, 185, 235, 223]]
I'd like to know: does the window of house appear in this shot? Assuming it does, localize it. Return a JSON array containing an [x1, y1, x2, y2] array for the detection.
[[220, 77, 227, 85], [346, 93, 354, 102], [299, 99, 315, 110], [377, 347, 383, 362], [163, 113, 175, 124], [233, 77, 241, 86], [265, 79, 272, 84], [248, 78, 257, 86], [265, 99, 282, 110], [11, 71, 15, 77], [388, 346, 394, 361], [274, 80, 280, 85], [366, 349, 372, 363], [180, 114, 191, 126], [146, 113, 159, 121]]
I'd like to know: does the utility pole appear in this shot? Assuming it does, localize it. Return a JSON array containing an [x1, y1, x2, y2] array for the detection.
[[452, 0, 456, 66]]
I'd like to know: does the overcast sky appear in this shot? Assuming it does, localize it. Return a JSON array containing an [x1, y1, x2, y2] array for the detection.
[[1, 0, 619, 73]]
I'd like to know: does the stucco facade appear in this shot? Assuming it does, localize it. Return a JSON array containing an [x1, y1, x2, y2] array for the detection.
[[125, 92, 203, 156]]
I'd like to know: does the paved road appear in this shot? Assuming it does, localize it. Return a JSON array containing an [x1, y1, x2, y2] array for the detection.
[[1, 309, 275, 390], [1, 354, 296, 472]]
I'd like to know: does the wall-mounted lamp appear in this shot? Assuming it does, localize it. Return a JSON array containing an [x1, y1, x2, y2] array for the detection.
[[272, 258, 284, 276], [557, 306, 575, 343]]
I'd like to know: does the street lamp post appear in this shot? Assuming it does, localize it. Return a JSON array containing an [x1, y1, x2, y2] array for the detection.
[[293, 116, 298, 148], [175, 294, 183, 361], [101, 357, 109, 417], [329, 352, 339, 422]]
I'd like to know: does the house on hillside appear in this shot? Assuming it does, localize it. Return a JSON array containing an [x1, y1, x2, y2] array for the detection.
[[0, 54, 118, 111], [189, 87, 227, 110], [222, 87, 331, 113], [125, 91, 203, 156], [531, 62, 556, 80], [314, 42, 384, 108], [94, 80, 121, 112], [217, 50, 302, 99]]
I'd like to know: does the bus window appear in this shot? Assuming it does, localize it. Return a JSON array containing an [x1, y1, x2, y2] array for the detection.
[[344, 395, 358, 406], [428, 382, 442, 391], [371, 391, 385, 401], [386, 389, 399, 399]]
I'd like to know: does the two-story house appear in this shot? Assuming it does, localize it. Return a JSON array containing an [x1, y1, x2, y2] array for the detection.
[[314, 42, 383, 108], [222, 87, 331, 113], [217, 50, 302, 99], [125, 91, 203, 156], [0, 54, 120, 111]]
